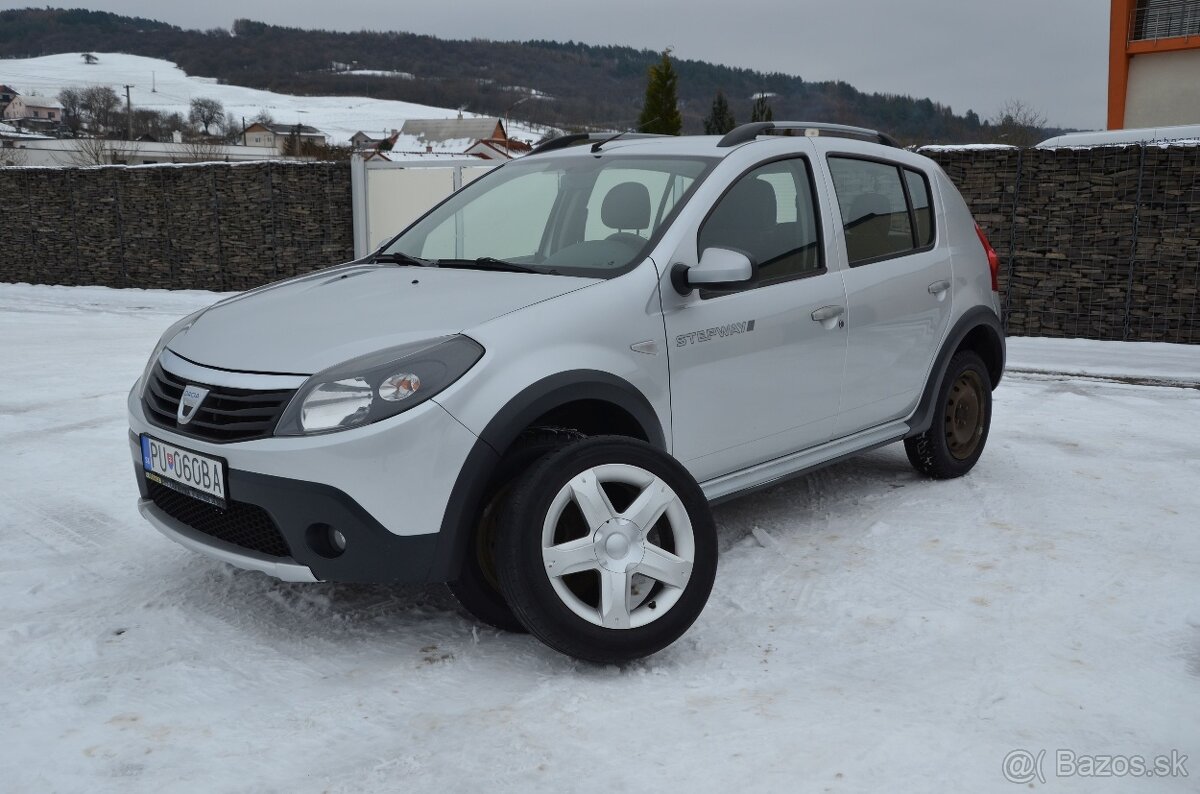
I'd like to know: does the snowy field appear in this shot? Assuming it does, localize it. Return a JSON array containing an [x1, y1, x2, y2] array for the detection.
[[1, 283, 1198, 793], [0, 53, 546, 147]]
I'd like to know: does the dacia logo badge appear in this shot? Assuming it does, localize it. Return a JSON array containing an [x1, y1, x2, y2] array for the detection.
[[177, 384, 210, 426]]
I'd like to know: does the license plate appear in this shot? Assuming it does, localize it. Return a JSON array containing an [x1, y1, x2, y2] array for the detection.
[[141, 435, 227, 508]]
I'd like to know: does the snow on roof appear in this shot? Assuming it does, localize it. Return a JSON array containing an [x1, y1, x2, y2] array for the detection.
[[368, 150, 484, 163], [0, 120, 53, 140], [1036, 125, 1200, 149], [917, 144, 1018, 152], [400, 118, 503, 144], [258, 123, 325, 136]]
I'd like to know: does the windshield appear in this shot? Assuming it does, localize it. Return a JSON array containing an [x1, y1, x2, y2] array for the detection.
[[379, 154, 716, 277]]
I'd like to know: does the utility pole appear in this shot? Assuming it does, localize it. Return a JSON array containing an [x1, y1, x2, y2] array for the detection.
[[123, 84, 134, 141], [151, 71, 156, 93]]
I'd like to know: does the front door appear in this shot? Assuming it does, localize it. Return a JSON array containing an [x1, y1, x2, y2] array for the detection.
[[663, 157, 848, 483]]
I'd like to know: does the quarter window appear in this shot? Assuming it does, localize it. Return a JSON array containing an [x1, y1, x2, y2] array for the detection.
[[828, 157, 931, 265], [905, 169, 934, 247], [697, 158, 823, 289]]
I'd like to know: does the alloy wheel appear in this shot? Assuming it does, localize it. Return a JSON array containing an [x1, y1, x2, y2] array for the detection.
[[540, 463, 694, 630]]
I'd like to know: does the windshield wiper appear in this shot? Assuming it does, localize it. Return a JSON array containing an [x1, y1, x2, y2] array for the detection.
[[437, 257, 546, 274], [371, 251, 437, 267]]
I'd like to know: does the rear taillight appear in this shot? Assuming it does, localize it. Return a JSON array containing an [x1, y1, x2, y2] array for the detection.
[[975, 222, 1001, 292]]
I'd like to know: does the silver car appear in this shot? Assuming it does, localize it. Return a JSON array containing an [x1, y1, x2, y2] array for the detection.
[[128, 122, 1005, 662]]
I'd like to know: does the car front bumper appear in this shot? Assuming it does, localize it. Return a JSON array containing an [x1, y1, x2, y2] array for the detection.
[[128, 377, 480, 584]]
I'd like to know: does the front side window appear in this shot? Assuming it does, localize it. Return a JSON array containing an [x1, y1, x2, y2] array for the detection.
[[697, 158, 823, 289], [828, 157, 916, 265], [383, 155, 715, 277]]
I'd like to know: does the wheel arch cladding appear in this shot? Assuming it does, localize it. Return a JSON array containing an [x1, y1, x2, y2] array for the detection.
[[907, 307, 1005, 437], [429, 370, 667, 581]]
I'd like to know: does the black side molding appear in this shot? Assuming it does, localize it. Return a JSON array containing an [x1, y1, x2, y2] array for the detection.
[[907, 307, 1005, 437]]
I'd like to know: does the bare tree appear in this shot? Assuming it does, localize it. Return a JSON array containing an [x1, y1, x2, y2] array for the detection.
[[81, 52, 98, 65], [57, 87, 85, 135], [988, 99, 1047, 147], [79, 85, 120, 134], [217, 111, 242, 144], [107, 141, 142, 165], [252, 109, 276, 126], [188, 97, 225, 135], [58, 136, 113, 166], [178, 138, 227, 163]]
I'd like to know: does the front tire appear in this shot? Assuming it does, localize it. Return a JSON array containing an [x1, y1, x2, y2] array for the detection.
[[495, 436, 717, 664], [447, 428, 581, 633], [905, 350, 993, 479]]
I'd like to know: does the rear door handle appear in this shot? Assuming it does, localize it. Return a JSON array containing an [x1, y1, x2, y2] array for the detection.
[[928, 280, 951, 295], [811, 305, 845, 329]]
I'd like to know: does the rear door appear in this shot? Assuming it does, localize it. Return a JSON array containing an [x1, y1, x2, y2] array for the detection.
[[663, 155, 848, 482], [822, 154, 952, 435]]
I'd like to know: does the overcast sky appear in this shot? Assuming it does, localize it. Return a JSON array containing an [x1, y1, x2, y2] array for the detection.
[[5, 0, 1109, 129]]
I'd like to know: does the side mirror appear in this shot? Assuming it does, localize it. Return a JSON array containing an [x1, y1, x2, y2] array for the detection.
[[672, 247, 755, 295]]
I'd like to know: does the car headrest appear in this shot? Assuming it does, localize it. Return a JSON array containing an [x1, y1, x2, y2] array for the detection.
[[602, 182, 652, 231], [717, 177, 778, 232]]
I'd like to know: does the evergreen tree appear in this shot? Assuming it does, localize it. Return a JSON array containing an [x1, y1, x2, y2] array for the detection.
[[702, 90, 736, 135], [637, 49, 682, 135], [750, 93, 774, 123]]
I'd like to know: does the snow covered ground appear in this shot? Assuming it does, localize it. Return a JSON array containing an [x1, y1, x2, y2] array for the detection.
[[0, 53, 545, 147], [1, 283, 1198, 792]]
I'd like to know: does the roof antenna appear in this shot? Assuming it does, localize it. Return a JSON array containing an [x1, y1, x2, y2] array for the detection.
[[592, 117, 659, 153]]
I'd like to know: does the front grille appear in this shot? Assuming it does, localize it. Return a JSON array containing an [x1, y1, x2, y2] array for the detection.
[[148, 480, 291, 558], [142, 362, 296, 443]]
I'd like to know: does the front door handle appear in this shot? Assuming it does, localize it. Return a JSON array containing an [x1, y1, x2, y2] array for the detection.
[[811, 305, 845, 329], [928, 280, 951, 295]]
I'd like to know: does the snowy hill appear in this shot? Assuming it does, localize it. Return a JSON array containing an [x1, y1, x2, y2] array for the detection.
[[0, 52, 544, 149]]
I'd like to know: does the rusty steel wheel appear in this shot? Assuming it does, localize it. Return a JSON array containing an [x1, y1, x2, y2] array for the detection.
[[904, 350, 993, 480], [945, 370, 986, 461]]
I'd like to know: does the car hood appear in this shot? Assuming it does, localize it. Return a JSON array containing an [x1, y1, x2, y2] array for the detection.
[[167, 264, 596, 374]]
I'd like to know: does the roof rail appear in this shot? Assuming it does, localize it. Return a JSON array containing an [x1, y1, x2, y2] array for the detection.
[[717, 122, 900, 148], [528, 132, 667, 156]]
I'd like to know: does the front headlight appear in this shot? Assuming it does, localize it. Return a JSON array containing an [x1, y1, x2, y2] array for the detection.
[[137, 309, 207, 396], [275, 335, 484, 436]]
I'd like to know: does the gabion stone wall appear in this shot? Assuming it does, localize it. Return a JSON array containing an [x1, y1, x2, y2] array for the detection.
[[925, 145, 1200, 345], [1, 161, 353, 292], [2, 150, 1197, 344]]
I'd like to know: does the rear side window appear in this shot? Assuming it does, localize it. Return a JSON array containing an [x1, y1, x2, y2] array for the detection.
[[697, 158, 823, 289], [827, 157, 934, 265]]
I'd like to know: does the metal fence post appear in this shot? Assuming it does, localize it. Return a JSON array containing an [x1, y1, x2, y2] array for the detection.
[[211, 166, 226, 292], [1003, 148, 1024, 332], [1121, 144, 1147, 341]]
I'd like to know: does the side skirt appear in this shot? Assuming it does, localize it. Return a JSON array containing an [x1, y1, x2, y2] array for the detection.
[[700, 420, 909, 505]]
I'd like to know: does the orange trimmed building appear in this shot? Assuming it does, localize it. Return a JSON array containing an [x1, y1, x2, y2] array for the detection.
[[1109, 0, 1200, 128]]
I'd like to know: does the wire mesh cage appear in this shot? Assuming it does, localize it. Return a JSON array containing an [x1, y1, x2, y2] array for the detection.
[[927, 142, 1200, 344]]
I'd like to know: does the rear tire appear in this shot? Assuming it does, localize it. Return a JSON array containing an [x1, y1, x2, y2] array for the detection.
[[495, 436, 717, 663], [905, 350, 993, 479], [447, 428, 581, 633]]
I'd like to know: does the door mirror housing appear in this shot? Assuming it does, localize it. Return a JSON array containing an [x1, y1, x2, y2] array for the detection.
[[672, 247, 755, 295]]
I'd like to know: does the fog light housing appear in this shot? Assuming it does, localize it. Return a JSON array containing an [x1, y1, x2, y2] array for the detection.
[[306, 523, 346, 559]]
